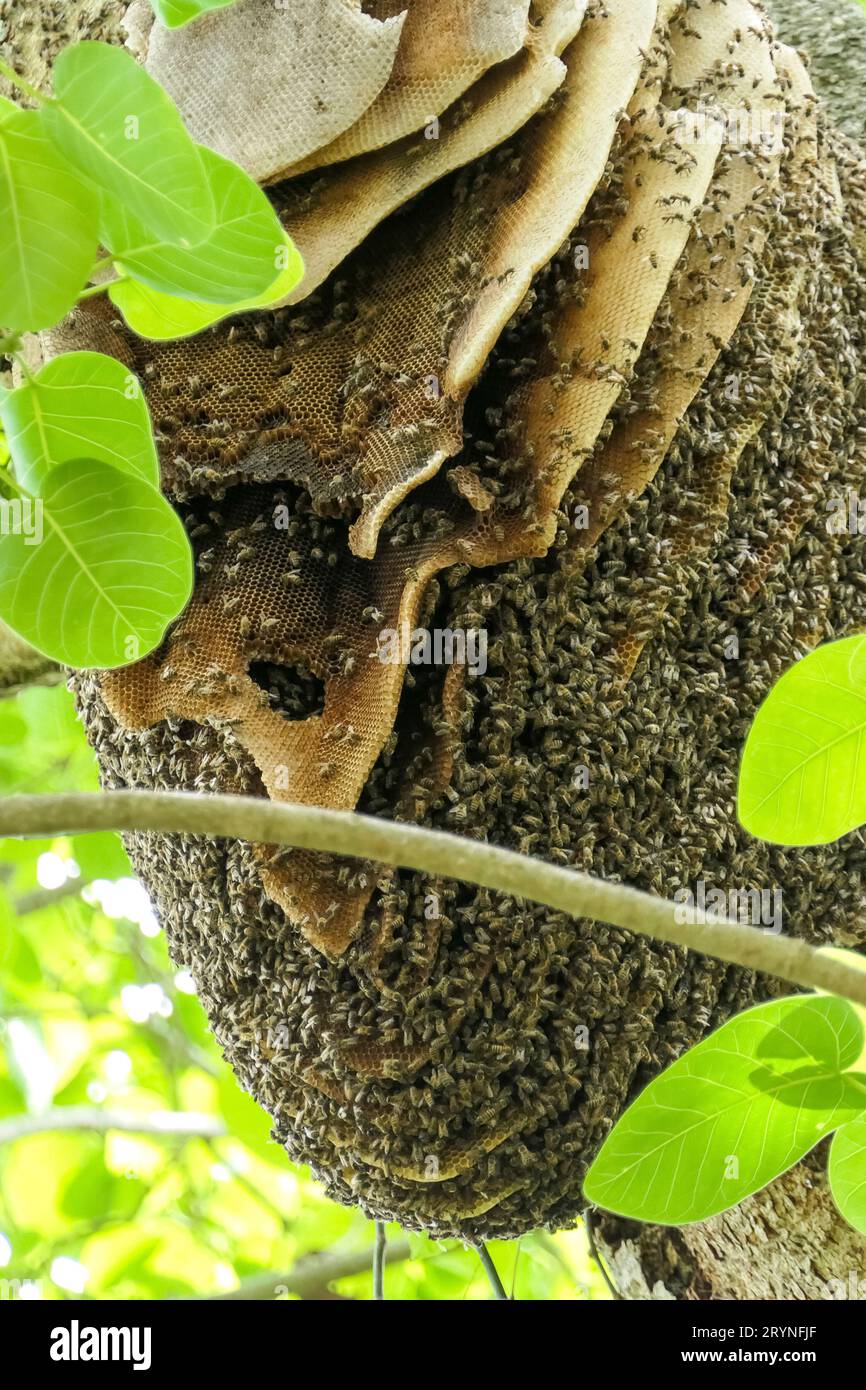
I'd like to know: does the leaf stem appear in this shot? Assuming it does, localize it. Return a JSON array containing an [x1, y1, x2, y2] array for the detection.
[[0, 58, 47, 107], [78, 276, 128, 302], [0, 453, 35, 498], [0, 792, 864, 1006], [11, 350, 34, 384]]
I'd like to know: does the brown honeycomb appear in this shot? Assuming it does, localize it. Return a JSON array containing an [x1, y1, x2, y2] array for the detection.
[[283, 0, 538, 176], [278, 0, 585, 303]]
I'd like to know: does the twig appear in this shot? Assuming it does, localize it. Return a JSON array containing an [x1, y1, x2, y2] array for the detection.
[[0, 620, 62, 698], [0, 1106, 226, 1145], [204, 1239, 413, 1301], [584, 1208, 622, 1301], [373, 1221, 387, 1301], [510, 1236, 523, 1300], [13, 879, 88, 916], [475, 1243, 509, 1300], [0, 791, 865, 1005], [77, 276, 128, 302]]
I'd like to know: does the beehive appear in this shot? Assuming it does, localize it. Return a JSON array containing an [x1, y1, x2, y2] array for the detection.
[[24, 0, 866, 1238]]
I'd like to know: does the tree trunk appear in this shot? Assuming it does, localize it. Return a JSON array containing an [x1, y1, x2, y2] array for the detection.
[[595, 1148, 866, 1301]]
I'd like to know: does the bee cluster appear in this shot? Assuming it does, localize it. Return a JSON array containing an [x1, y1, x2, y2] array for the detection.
[[25, 0, 866, 1237]]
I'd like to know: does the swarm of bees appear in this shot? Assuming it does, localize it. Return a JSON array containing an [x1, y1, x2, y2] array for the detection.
[[24, 0, 866, 1236]]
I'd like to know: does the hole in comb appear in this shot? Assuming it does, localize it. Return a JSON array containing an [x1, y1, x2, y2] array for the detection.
[[249, 659, 326, 721]]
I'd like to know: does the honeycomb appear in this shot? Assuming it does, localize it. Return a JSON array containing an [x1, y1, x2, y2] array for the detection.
[[283, 0, 537, 177], [28, 0, 866, 1236], [127, 0, 407, 184], [278, 0, 585, 304]]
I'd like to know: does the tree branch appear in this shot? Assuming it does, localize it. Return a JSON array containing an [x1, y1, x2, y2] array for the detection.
[[0, 791, 865, 1007], [203, 1239, 413, 1301], [0, 1106, 226, 1145], [13, 878, 89, 916], [0, 620, 62, 697]]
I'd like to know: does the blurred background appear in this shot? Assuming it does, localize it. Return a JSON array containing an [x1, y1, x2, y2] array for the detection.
[[0, 683, 608, 1301]]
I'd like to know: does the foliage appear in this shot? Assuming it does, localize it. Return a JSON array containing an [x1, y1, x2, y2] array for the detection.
[[101, 145, 297, 304], [0, 40, 303, 669], [41, 44, 217, 246], [738, 635, 866, 845], [585, 991, 866, 1225], [109, 229, 303, 340], [586, 638, 866, 1234], [0, 685, 608, 1300], [0, 108, 97, 333], [0, 459, 193, 669], [150, 0, 241, 30], [828, 1114, 866, 1236], [1, 353, 159, 495]]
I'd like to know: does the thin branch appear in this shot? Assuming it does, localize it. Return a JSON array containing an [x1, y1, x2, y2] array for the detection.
[[475, 1243, 509, 1300], [0, 1107, 226, 1146], [373, 1221, 387, 1300], [205, 1239, 413, 1301], [0, 791, 865, 1006], [13, 878, 89, 916], [584, 1208, 622, 1301]]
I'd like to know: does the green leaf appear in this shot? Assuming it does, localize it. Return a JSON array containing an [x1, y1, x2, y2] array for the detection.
[[0, 459, 192, 668], [738, 635, 866, 845], [0, 108, 98, 332], [584, 995, 866, 1226], [817, 948, 866, 1069], [71, 831, 131, 880], [150, 0, 241, 30], [0, 705, 28, 746], [100, 145, 292, 305], [0, 352, 159, 495], [217, 1071, 281, 1166], [62, 1153, 147, 1222], [829, 1115, 866, 1236], [108, 232, 304, 340], [41, 41, 215, 248]]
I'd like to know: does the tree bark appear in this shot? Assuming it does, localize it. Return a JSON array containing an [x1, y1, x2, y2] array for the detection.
[[0, 619, 62, 698], [594, 1148, 866, 1301]]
